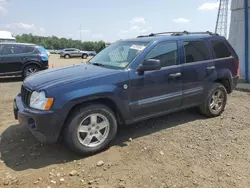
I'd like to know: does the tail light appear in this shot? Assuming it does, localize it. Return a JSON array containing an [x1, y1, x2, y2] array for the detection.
[[39, 53, 48, 61], [235, 58, 240, 76]]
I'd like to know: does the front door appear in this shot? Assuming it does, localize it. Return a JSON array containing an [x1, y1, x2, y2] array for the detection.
[[181, 40, 215, 106], [129, 41, 183, 119]]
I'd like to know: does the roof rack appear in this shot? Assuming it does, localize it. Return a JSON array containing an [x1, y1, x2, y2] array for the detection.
[[137, 31, 219, 38]]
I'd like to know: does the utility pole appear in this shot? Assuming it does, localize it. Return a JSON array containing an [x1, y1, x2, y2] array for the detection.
[[215, 0, 229, 37], [80, 24, 82, 41]]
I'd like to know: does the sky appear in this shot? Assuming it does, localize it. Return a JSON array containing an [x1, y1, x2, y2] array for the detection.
[[0, 0, 229, 42]]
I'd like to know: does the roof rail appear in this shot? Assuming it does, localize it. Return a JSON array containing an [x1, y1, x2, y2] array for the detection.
[[137, 31, 219, 38]]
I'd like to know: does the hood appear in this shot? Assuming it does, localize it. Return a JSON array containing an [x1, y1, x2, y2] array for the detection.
[[24, 63, 118, 90]]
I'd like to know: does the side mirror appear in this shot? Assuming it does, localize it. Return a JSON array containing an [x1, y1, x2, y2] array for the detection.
[[137, 59, 161, 73]]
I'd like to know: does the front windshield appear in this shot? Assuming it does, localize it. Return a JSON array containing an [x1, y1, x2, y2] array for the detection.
[[89, 41, 149, 69], [0, 39, 16, 43]]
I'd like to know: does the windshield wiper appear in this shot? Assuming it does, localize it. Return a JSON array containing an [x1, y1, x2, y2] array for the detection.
[[91, 62, 106, 67]]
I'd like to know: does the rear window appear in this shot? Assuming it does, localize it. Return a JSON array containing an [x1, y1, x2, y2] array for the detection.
[[38, 46, 47, 55], [210, 40, 232, 59], [183, 41, 210, 63]]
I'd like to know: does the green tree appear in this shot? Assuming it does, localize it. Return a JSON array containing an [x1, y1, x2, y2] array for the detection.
[[15, 33, 106, 51]]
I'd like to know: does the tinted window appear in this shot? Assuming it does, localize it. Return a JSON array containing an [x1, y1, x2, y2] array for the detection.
[[25, 46, 35, 53], [1, 45, 26, 55], [146, 41, 178, 67], [211, 40, 232, 58], [183, 41, 210, 63]]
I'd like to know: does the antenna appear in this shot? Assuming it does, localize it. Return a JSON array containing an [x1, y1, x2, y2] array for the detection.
[[215, 0, 229, 37]]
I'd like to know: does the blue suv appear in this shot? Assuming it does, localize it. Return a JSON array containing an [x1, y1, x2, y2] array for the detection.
[[13, 31, 239, 155]]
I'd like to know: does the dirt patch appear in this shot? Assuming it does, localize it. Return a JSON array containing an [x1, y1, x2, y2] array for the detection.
[[0, 64, 250, 187]]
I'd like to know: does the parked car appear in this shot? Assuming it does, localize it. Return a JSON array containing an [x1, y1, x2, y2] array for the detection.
[[13, 31, 239, 155], [88, 51, 97, 56], [0, 43, 49, 78], [60, 48, 95, 59], [46, 49, 56, 54]]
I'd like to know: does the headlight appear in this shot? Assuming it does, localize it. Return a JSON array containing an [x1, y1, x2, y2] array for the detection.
[[30, 91, 54, 110]]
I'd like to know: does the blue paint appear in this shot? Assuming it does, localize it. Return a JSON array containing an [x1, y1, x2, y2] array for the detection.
[[14, 33, 240, 146], [245, 0, 249, 82]]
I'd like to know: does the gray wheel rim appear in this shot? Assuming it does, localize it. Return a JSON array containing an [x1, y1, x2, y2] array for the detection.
[[65, 55, 69, 59], [77, 113, 110, 148], [26, 68, 38, 76], [83, 55, 87, 59], [209, 90, 224, 113]]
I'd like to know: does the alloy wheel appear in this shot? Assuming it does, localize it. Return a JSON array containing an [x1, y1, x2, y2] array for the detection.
[[77, 113, 110, 147], [209, 89, 225, 113]]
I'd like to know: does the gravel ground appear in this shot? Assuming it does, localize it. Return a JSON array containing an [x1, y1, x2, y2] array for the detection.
[[0, 56, 250, 187]]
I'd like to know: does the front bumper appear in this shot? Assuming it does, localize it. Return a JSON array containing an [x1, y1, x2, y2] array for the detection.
[[13, 94, 62, 144]]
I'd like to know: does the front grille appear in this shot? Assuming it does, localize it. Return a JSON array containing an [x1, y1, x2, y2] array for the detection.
[[21, 85, 32, 106]]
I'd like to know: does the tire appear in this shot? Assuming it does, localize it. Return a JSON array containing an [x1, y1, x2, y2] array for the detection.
[[63, 104, 117, 156], [199, 83, 227, 118], [82, 54, 88, 59], [23, 64, 40, 78], [64, 54, 70, 59]]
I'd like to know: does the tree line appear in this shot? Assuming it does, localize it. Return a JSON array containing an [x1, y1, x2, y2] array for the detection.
[[15, 34, 107, 52]]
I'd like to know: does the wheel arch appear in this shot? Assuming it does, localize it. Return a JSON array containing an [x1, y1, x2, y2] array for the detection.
[[214, 69, 234, 94], [215, 77, 231, 93], [61, 97, 125, 134], [22, 61, 42, 74]]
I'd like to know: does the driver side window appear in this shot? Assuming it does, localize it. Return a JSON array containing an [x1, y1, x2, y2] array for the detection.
[[146, 41, 178, 67]]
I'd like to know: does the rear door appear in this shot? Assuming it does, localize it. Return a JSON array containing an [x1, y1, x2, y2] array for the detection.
[[71, 49, 80, 57], [181, 40, 215, 106], [129, 41, 183, 119], [0, 44, 26, 74]]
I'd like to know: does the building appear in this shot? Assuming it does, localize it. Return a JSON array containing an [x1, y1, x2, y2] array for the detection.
[[228, 0, 250, 81]]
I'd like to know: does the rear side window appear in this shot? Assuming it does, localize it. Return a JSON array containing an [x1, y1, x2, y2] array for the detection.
[[25, 46, 35, 53], [183, 41, 210, 63], [146, 41, 178, 67], [210, 40, 232, 58]]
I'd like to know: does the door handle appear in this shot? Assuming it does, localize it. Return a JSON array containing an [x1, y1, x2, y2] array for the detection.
[[206, 66, 215, 70], [169, 72, 182, 78]]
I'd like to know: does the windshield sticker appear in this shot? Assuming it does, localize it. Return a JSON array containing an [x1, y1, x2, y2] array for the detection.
[[130, 45, 146, 51], [119, 62, 129, 67]]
